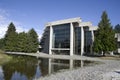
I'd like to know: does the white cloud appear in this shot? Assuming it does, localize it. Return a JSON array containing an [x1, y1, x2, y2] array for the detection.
[[35, 29, 43, 40], [0, 15, 5, 22], [0, 25, 7, 38], [0, 9, 41, 41], [0, 9, 9, 17], [38, 34, 42, 40], [0, 9, 28, 38], [13, 21, 28, 33], [0, 11, 9, 38]]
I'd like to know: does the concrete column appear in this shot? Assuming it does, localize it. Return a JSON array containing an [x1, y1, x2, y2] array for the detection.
[[70, 23, 74, 56], [81, 60, 83, 68], [69, 59, 73, 69], [91, 30, 94, 42], [81, 26, 84, 56], [48, 59, 52, 74], [118, 49, 120, 53], [52, 33, 55, 48], [49, 25, 53, 55], [91, 30, 94, 54]]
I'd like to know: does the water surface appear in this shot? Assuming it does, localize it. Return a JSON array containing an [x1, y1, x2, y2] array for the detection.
[[0, 55, 97, 80]]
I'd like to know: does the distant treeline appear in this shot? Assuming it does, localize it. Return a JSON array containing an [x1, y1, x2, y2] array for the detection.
[[0, 22, 39, 53]]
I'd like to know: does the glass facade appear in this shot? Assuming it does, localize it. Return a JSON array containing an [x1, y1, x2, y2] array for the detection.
[[52, 50, 70, 55], [52, 23, 70, 55], [52, 23, 70, 48], [75, 27, 81, 55], [50, 24, 93, 55], [40, 18, 96, 55], [118, 42, 120, 48], [84, 27, 92, 53]]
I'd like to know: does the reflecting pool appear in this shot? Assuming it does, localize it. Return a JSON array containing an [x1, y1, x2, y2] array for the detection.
[[0, 56, 98, 80]]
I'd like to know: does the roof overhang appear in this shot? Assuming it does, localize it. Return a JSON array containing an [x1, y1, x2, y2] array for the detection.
[[89, 26, 98, 31], [46, 17, 82, 26]]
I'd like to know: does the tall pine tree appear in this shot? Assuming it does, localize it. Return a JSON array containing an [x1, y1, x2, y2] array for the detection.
[[4, 22, 18, 52], [94, 11, 116, 55], [17, 32, 28, 52], [0, 38, 5, 50], [27, 28, 39, 53]]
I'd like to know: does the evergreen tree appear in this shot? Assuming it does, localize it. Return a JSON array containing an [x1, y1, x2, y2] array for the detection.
[[4, 22, 18, 52], [27, 28, 39, 53], [0, 38, 5, 50], [17, 32, 28, 52], [94, 11, 116, 55], [3, 23, 39, 53], [114, 24, 120, 33]]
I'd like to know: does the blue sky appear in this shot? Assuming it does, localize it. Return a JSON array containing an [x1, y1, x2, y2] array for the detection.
[[0, 0, 120, 39]]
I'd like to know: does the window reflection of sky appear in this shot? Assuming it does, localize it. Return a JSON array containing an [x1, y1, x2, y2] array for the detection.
[[0, 66, 4, 80], [0, 57, 96, 80]]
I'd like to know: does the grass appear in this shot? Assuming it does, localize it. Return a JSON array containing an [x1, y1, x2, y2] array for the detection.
[[0, 50, 12, 65], [86, 54, 120, 60], [98, 56, 120, 60]]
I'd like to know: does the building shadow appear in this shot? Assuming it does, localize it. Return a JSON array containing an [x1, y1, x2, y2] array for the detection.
[[115, 71, 120, 74]]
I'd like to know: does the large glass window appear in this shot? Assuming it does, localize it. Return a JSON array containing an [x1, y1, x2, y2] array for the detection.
[[52, 24, 70, 48], [84, 27, 92, 53], [75, 27, 81, 55], [118, 42, 120, 48]]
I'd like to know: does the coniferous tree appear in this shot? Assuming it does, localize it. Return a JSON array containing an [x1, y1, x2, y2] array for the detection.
[[17, 32, 28, 52], [0, 38, 5, 50], [114, 24, 120, 33], [27, 28, 39, 53], [3, 22, 39, 53], [94, 11, 116, 55], [4, 22, 18, 52]]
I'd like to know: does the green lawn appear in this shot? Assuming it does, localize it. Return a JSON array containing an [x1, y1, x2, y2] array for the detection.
[[0, 50, 12, 65], [98, 56, 120, 60]]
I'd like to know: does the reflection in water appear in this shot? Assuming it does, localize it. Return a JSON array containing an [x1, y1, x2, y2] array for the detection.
[[0, 56, 96, 80], [11, 72, 27, 80], [48, 59, 84, 74], [2, 56, 40, 80], [0, 66, 4, 80], [34, 61, 41, 79]]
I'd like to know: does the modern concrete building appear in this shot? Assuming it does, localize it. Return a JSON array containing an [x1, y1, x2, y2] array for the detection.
[[40, 17, 97, 56], [115, 33, 120, 53]]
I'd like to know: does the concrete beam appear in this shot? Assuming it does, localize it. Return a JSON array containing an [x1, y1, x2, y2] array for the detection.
[[46, 17, 81, 26]]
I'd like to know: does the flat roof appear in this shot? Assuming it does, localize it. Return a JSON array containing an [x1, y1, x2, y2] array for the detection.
[[46, 17, 82, 26]]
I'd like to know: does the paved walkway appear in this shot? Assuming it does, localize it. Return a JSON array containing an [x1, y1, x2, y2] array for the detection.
[[5, 52, 104, 61], [39, 60, 120, 80]]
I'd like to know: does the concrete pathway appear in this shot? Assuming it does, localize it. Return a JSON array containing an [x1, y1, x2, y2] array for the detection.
[[5, 52, 104, 61]]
